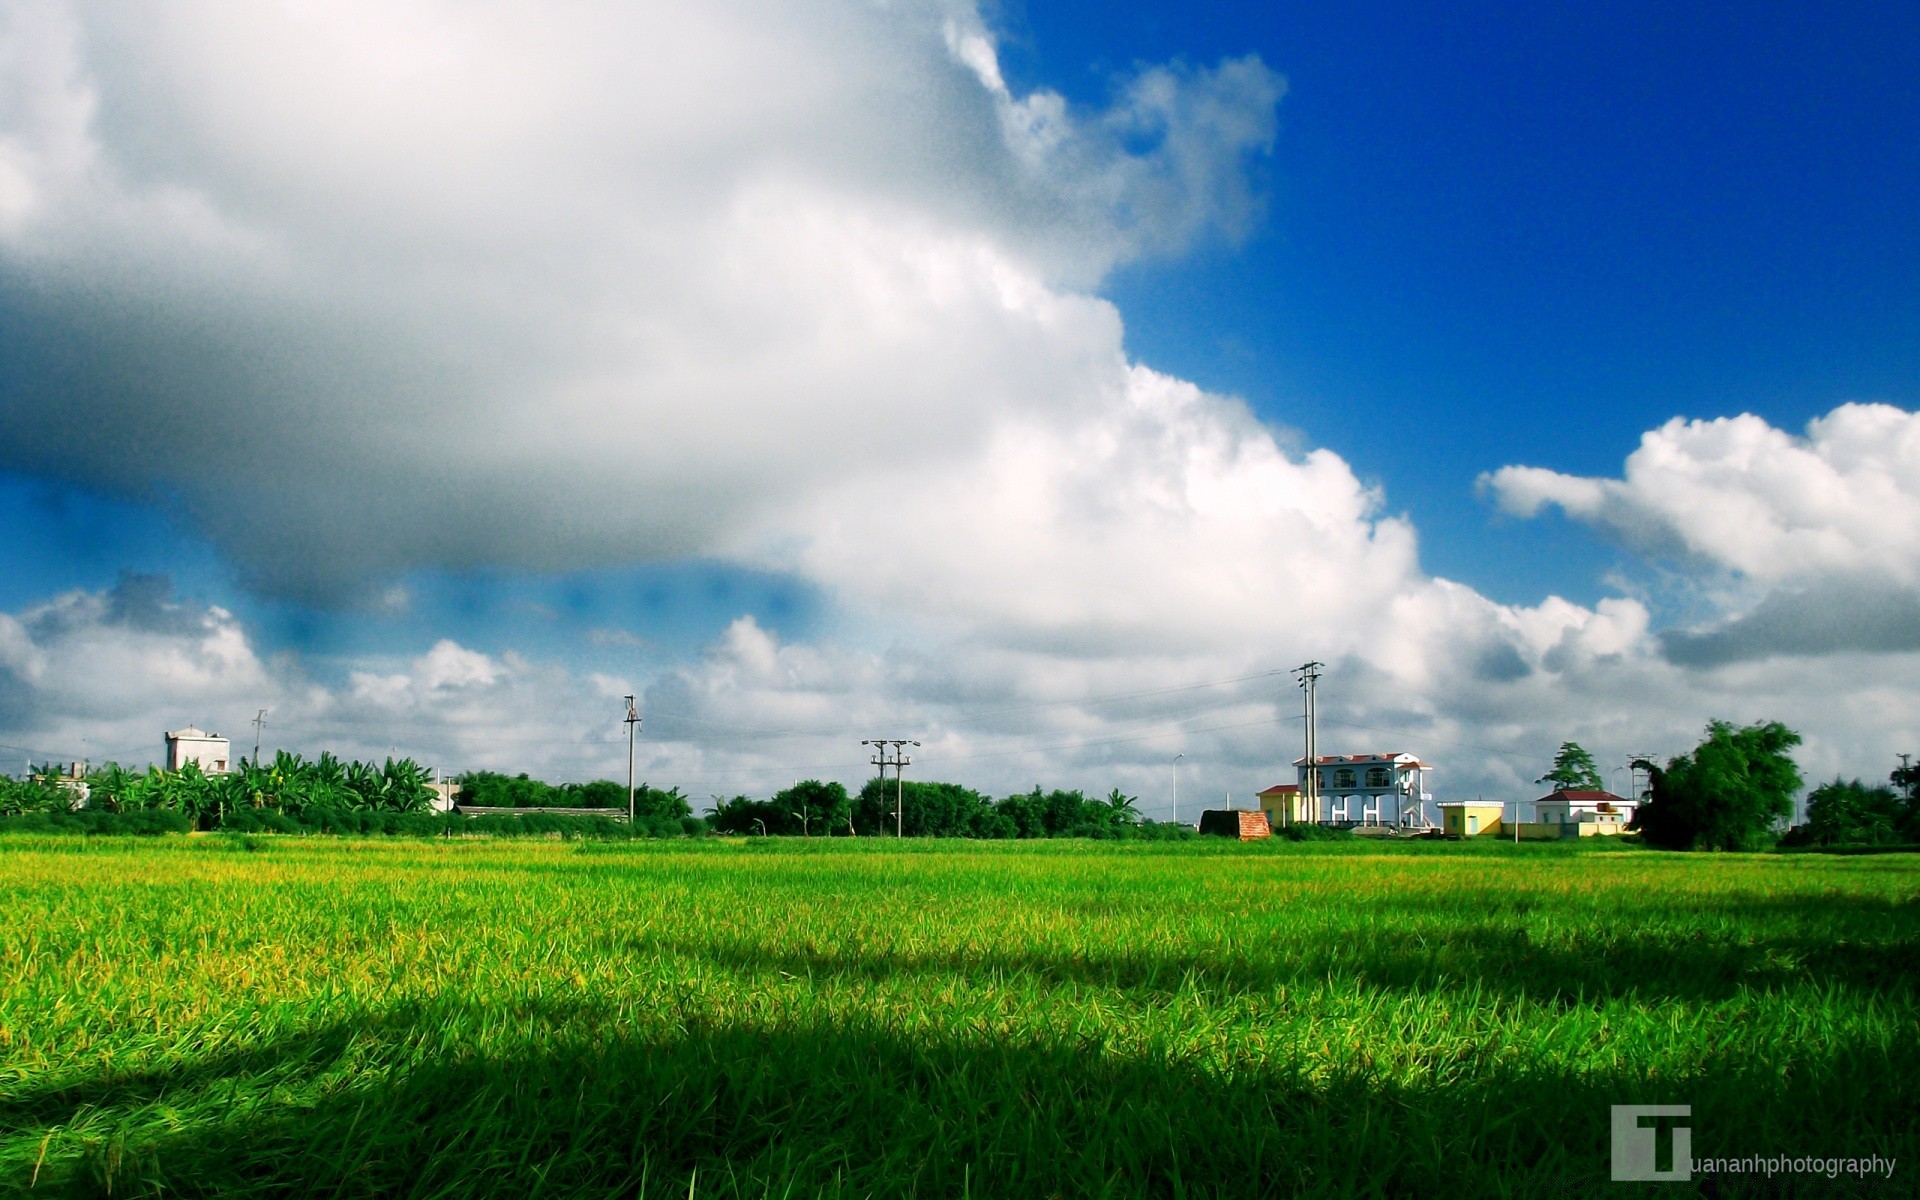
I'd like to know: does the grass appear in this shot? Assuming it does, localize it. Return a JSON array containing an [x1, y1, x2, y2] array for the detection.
[[1, 836, 1914, 1197]]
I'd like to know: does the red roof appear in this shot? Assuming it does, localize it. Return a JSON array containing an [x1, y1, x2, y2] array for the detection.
[[1536, 789, 1628, 804], [1290, 754, 1429, 769], [1258, 784, 1301, 795]]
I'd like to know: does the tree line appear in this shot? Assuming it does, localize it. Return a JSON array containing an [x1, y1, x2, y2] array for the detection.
[[453, 771, 696, 836], [709, 778, 1194, 840], [0, 752, 439, 823], [1545, 724, 1919, 851]]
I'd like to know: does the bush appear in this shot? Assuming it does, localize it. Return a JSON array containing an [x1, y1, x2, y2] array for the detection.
[[1276, 822, 1352, 842], [0, 809, 192, 836]]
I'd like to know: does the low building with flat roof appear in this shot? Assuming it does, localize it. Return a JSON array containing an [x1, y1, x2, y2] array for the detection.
[[165, 726, 231, 774], [1438, 801, 1506, 838]]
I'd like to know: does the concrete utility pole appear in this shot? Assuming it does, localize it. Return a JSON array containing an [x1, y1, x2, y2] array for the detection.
[[863, 738, 920, 836], [1171, 753, 1183, 826], [624, 695, 641, 825], [1293, 662, 1323, 823], [251, 709, 268, 768]]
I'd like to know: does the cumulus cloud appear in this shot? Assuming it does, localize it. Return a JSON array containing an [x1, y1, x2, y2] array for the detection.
[[1483, 404, 1920, 664], [0, 573, 280, 761], [1482, 405, 1920, 584], [2, 3, 1914, 802], [0, 0, 1282, 601], [1, 572, 1914, 813]]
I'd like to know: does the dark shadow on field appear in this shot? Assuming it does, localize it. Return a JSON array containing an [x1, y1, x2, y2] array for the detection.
[[624, 912, 1919, 1007], [8, 998, 1913, 1200]]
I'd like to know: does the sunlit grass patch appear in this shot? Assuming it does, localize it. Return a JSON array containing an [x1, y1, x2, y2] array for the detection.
[[1, 837, 1913, 1197]]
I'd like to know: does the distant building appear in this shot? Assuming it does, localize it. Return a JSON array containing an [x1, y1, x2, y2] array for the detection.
[[165, 726, 230, 774], [30, 762, 90, 810], [1199, 809, 1272, 841], [1256, 783, 1307, 827], [1439, 801, 1506, 838], [1289, 752, 1433, 828], [426, 779, 458, 812], [1533, 789, 1634, 835]]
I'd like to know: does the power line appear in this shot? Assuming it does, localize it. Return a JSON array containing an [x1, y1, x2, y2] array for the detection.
[[863, 738, 919, 836], [1292, 661, 1322, 826], [633, 667, 1290, 743]]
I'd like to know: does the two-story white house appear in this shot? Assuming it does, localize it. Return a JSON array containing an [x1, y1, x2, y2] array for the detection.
[[1292, 752, 1433, 828]]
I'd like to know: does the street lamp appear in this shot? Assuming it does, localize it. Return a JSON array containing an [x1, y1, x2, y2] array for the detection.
[[1171, 754, 1184, 826]]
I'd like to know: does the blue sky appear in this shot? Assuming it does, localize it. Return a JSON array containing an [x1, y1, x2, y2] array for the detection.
[[1, 1, 1916, 806], [1009, 0, 1920, 603]]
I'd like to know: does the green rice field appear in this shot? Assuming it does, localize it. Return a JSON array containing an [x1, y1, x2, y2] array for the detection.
[[1, 836, 1914, 1197]]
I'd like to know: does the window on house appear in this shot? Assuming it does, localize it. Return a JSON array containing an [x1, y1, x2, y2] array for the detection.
[[1334, 768, 1356, 789], [1365, 767, 1390, 788]]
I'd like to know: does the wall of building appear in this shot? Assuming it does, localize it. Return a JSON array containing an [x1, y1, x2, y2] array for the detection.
[[167, 738, 231, 774]]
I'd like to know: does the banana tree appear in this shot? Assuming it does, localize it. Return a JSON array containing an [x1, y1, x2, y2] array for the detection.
[[377, 757, 435, 812], [84, 762, 139, 812]]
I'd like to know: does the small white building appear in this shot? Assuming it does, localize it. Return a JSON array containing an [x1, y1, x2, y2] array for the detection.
[[1293, 752, 1433, 828], [31, 762, 90, 809], [426, 778, 458, 812], [165, 726, 231, 774], [1533, 788, 1634, 834]]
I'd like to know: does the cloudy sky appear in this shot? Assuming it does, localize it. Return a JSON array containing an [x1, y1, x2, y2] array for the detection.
[[2, 0, 1916, 815]]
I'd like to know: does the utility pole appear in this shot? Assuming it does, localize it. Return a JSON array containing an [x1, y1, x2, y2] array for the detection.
[[863, 738, 920, 836], [1171, 753, 1183, 826], [251, 709, 268, 768], [624, 696, 641, 825], [1293, 662, 1323, 824], [1627, 753, 1656, 803]]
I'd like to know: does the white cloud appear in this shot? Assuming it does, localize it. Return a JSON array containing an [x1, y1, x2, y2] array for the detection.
[[1483, 403, 1920, 662], [0, 3, 1914, 804], [0, 0, 1282, 601], [1482, 404, 1920, 584], [1, 573, 1914, 813], [751, 366, 1418, 658], [0, 574, 281, 765]]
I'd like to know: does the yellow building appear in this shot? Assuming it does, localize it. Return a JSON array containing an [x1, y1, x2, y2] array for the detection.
[[1439, 801, 1505, 838], [1256, 784, 1309, 827]]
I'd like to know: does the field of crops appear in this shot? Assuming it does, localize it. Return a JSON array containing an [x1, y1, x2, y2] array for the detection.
[[2, 836, 1914, 1197]]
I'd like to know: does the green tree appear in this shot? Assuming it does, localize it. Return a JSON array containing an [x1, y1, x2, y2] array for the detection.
[[857, 779, 999, 837], [0, 772, 71, 815], [774, 779, 851, 836], [1537, 742, 1604, 792], [83, 762, 139, 811], [1633, 721, 1802, 851], [1894, 757, 1920, 841], [634, 784, 692, 822], [709, 794, 790, 835], [1802, 778, 1902, 846]]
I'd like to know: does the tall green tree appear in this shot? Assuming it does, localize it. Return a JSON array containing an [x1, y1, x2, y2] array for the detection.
[[1894, 757, 1920, 841], [1802, 778, 1902, 845], [1633, 721, 1802, 851], [1537, 742, 1604, 792], [774, 779, 851, 836]]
